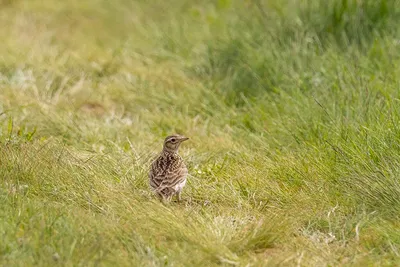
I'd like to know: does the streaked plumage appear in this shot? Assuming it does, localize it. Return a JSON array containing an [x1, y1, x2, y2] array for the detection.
[[149, 135, 189, 202]]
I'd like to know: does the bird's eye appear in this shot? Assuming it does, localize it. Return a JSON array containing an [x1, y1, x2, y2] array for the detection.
[[171, 138, 176, 142]]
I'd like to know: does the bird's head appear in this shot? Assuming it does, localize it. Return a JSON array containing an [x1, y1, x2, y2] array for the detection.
[[163, 134, 189, 152]]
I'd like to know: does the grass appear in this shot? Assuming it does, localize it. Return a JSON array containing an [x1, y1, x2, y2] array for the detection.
[[1, 0, 400, 265]]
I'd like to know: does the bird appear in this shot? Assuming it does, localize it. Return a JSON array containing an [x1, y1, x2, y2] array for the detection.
[[149, 134, 189, 202]]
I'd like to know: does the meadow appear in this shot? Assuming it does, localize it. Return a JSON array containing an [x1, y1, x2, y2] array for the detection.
[[1, 0, 400, 266]]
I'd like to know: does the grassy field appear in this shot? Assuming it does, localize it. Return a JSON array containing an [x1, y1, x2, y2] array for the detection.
[[1, 0, 400, 266]]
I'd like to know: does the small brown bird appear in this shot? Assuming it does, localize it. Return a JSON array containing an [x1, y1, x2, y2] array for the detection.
[[149, 135, 189, 202]]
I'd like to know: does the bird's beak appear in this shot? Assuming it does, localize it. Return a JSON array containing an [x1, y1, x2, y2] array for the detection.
[[180, 137, 189, 142]]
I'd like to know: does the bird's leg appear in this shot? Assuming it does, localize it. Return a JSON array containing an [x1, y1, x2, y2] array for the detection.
[[158, 193, 167, 204], [176, 192, 181, 203], [166, 194, 173, 203]]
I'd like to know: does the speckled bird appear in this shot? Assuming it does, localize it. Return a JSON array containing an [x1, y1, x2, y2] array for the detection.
[[149, 135, 189, 202]]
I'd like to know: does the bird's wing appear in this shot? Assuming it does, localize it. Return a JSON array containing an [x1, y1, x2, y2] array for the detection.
[[149, 159, 165, 188], [157, 162, 187, 190]]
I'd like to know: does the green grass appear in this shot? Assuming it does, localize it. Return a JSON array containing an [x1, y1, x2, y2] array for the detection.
[[1, 0, 400, 265]]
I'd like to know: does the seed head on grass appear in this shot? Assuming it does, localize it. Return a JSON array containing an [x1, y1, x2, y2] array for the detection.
[[149, 135, 189, 202]]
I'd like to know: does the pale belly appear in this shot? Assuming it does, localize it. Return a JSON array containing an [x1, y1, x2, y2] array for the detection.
[[173, 178, 187, 193]]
